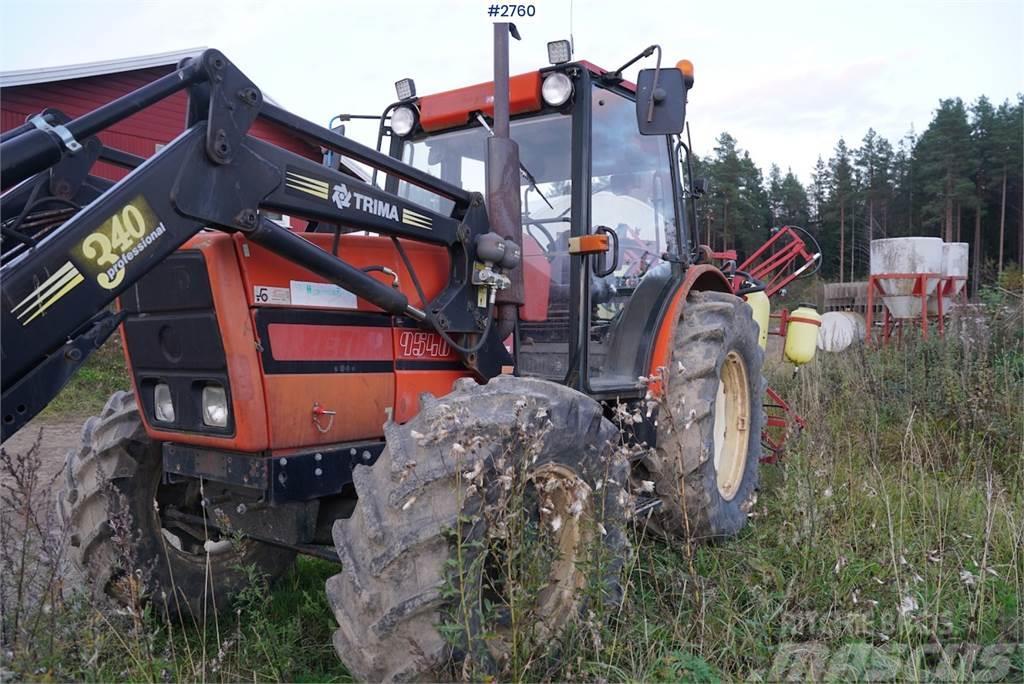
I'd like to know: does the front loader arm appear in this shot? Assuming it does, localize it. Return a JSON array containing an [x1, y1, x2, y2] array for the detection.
[[1, 50, 511, 442]]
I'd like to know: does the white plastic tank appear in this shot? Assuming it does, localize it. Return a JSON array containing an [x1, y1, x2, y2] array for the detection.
[[817, 311, 866, 352], [870, 237, 944, 319], [930, 242, 969, 314]]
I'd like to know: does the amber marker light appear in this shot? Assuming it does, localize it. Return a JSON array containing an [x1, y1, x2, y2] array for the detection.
[[677, 59, 695, 88]]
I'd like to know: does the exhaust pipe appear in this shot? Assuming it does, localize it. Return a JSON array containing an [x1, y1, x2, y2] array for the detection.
[[487, 22, 524, 341]]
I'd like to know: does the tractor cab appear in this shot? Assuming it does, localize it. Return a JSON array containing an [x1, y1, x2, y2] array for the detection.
[[377, 49, 697, 397]]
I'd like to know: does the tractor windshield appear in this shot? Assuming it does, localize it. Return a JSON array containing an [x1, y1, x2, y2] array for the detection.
[[397, 113, 573, 227]]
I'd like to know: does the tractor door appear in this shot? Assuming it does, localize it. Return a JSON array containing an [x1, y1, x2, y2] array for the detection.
[[585, 83, 683, 393]]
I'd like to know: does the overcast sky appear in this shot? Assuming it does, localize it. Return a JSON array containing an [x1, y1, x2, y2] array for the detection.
[[1, 0, 1020, 184]]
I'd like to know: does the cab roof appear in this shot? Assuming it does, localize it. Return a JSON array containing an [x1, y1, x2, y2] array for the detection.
[[416, 61, 635, 133]]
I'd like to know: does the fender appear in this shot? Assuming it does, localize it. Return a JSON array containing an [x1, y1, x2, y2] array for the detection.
[[646, 264, 732, 397]]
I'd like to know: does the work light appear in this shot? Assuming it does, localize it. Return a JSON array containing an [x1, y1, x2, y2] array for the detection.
[[394, 78, 416, 101], [390, 106, 417, 136], [541, 72, 573, 106], [547, 39, 572, 65]]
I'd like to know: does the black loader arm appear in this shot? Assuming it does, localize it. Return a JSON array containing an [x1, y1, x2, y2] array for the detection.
[[1, 49, 515, 442]]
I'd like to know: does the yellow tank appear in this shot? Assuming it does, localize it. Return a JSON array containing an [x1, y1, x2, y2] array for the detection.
[[744, 290, 770, 350], [784, 304, 822, 366]]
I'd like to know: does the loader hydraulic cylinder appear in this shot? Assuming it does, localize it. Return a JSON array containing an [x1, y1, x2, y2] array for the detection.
[[247, 216, 424, 319]]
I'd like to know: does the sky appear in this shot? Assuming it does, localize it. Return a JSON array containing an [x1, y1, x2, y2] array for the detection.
[[1, 0, 1021, 185]]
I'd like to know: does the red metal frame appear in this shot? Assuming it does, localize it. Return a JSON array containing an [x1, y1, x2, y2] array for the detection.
[[864, 273, 967, 346], [708, 228, 822, 461], [712, 226, 820, 297], [739, 226, 820, 297], [761, 385, 806, 463]]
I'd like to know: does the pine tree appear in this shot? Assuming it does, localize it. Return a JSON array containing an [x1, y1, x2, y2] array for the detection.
[[810, 156, 828, 224], [916, 98, 975, 241], [991, 98, 1023, 272], [809, 156, 835, 277], [700, 133, 773, 258], [827, 139, 855, 281], [686, 93, 1019, 290], [706, 133, 742, 252], [855, 129, 879, 244], [890, 129, 917, 237], [969, 97, 997, 293], [767, 164, 784, 224], [779, 169, 810, 228]]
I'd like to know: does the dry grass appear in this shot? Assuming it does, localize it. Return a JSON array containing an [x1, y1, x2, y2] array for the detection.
[[1, 293, 1020, 682]]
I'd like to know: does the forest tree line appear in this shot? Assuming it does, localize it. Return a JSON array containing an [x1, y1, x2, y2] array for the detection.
[[691, 95, 1023, 290]]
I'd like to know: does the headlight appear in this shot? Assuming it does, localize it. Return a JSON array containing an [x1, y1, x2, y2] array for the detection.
[[390, 106, 417, 136], [202, 384, 229, 428], [154, 383, 174, 423], [541, 72, 573, 107]]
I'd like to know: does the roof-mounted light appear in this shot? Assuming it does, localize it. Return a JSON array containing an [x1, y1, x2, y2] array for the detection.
[[677, 59, 695, 89], [390, 105, 417, 136], [547, 39, 572, 65], [541, 72, 573, 107], [395, 78, 416, 101]]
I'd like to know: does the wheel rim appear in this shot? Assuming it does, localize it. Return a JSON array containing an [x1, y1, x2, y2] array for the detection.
[[713, 350, 751, 501], [530, 463, 589, 627], [485, 463, 591, 658]]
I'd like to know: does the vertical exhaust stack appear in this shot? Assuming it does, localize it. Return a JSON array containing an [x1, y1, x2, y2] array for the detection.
[[488, 22, 524, 341]]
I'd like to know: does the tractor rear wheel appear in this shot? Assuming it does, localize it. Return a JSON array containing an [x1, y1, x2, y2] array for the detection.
[[327, 376, 630, 682], [638, 290, 764, 541], [59, 391, 296, 618]]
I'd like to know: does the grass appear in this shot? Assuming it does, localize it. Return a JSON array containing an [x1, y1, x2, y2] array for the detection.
[[2, 292, 1021, 682], [42, 335, 130, 419], [0, 552, 349, 682]]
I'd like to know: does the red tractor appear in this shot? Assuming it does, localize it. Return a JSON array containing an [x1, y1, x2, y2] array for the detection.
[[1, 29, 763, 680]]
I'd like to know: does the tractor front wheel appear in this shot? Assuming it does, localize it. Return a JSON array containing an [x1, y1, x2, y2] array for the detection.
[[327, 376, 630, 681], [60, 391, 296, 618]]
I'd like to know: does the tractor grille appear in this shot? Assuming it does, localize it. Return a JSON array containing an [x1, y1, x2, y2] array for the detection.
[[121, 250, 234, 435]]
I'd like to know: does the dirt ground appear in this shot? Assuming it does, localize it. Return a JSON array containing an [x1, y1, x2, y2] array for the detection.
[[1, 414, 87, 502], [1, 414, 90, 625]]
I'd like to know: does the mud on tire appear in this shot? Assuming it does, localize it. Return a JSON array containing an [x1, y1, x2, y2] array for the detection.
[[638, 290, 765, 541], [327, 376, 630, 682], [59, 391, 295, 618]]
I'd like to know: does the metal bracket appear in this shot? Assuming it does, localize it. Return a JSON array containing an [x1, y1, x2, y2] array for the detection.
[[162, 440, 386, 503], [29, 114, 82, 154]]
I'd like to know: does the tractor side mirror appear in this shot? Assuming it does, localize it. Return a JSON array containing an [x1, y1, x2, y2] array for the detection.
[[635, 67, 686, 135], [693, 177, 708, 196]]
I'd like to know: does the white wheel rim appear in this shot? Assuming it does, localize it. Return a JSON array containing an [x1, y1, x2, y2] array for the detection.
[[713, 350, 751, 501], [486, 463, 592, 660]]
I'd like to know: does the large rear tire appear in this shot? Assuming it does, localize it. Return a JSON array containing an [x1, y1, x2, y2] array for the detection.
[[327, 376, 630, 682], [638, 290, 764, 541], [59, 391, 296, 618]]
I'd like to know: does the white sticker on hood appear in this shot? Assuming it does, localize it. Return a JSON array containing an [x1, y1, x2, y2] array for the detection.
[[289, 280, 357, 309]]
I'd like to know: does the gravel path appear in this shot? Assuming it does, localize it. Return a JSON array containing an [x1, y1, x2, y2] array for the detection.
[[1, 414, 89, 621], [1, 415, 86, 499]]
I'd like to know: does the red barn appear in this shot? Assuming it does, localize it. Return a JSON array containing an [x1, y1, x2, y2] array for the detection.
[[0, 48, 321, 228]]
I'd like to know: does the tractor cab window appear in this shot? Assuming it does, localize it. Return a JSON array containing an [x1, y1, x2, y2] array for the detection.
[[397, 114, 576, 379], [587, 86, 678, 389]]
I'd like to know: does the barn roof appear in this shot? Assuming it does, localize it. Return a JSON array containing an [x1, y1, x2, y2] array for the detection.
[[0, 48, 206, 88]]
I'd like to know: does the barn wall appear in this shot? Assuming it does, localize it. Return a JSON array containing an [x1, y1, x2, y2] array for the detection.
[[1, 65, 321, 228]]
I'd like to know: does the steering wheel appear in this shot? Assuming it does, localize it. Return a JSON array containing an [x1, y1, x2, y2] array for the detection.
[[524, 220, 557, 251], [522, 205, 572, 253]]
